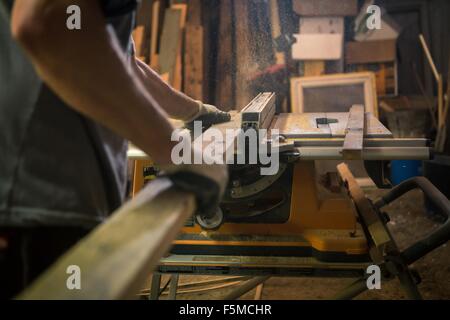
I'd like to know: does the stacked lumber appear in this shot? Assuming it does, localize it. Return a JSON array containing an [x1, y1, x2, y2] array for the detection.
[[133, 0, 291, 111], [132, 0, 203, 97]]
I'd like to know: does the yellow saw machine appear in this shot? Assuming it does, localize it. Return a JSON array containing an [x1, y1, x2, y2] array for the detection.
[[129, 93, 449, 297]]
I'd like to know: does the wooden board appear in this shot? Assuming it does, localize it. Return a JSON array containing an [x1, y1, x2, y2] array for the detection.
[[184, 25, 203, 100], [19, 179, 196, 300], [171, 4, 187, 91], [159, 9, 182, 86], [234, 1, 256, 110], [132, 25, 146, 60], [187, 0, 202, 25], [293, 0, 358, 16], [215, 0, 235, 110], [346, 40, 397, 65]]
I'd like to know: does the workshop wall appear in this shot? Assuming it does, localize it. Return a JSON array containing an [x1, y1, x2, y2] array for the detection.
[[133, 0, 450, 154]]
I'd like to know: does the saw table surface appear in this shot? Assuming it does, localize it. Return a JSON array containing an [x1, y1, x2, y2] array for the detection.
[[273, 112, 392, 138], [128, 111, 429, 161]]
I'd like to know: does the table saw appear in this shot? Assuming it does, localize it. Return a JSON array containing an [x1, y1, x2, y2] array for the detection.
[[129, 93, 449, 299]]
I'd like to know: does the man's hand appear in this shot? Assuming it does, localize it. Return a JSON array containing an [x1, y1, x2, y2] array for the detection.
[[185, 101, 231, 130], [159, 148, 228, 230]]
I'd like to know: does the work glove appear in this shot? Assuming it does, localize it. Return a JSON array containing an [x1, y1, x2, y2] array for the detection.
[[159, 147, 228, 229], [185, 101, 231, 131]]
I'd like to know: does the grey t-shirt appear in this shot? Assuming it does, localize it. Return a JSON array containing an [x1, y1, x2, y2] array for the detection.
[[0, 0, 137, 228]]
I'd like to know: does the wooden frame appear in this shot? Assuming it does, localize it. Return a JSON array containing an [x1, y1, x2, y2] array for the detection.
[[290, 72, 378, 117]]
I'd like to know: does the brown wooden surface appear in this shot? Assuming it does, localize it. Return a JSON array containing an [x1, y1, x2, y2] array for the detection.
[[149, 0, 161, 69], [172, 4, 187, 91], [346, 40, 397, 65], [132, 25, 146, 60], [159, 8, 182, 86], [215, 0, 234, 110], [234, 1, 255, 110], [19, 179, 196, 300], [293, 0, 357, 16], [184, 25, 204, 100]]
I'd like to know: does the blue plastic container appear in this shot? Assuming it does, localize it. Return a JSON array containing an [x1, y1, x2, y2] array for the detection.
[[391, 160, 422, 185]]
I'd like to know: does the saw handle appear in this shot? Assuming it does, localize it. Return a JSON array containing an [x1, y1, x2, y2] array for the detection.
[[374, 177, 450, 265]]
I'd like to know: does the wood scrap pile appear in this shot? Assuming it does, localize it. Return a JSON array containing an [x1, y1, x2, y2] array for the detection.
[[132, 0, 294, 112]]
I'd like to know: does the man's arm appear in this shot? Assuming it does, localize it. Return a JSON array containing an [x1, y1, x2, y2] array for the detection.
[[132, 57, 200, 121], [11, 0, 175, 164], [132, 54, 231, 126]]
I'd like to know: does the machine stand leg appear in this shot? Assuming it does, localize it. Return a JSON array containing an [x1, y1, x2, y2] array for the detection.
[[149, 273, 162, 300]]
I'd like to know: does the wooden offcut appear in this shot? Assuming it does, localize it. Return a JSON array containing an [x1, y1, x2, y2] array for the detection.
[[171, 4, 187, 91]]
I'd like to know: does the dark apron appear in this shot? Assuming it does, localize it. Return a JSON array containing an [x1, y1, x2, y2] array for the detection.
[[0, 0, 137, 228]]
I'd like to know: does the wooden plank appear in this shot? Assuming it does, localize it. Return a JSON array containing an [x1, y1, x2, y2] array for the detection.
[[132, 25, 146, 60], [342, 105, 365, 159], [172, 4, 188, 91], [159, 9, 182, 86], [293, 0, 358, 16], [19, 179, 196, 300], [234, 0, 256, 110], [149, 0, 161, 69], [186, 0, 202, 25], [184, 25, 204, 100], [346, 40, 397, 65], [215, 0, 234, 110], [269, 0, 285, 66]]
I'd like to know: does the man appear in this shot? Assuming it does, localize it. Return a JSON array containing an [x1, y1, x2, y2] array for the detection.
[[0, 0, 229, 298]]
